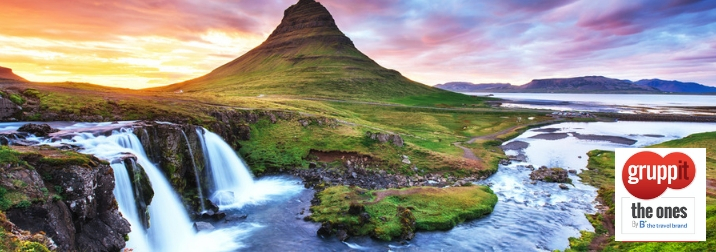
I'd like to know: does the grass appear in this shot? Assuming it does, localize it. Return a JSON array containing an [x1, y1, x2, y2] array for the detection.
[[651, 131, 716, 179], [389, 92, 496, 108], [566, 131, 716, 251], [309, 185, 498, 241]]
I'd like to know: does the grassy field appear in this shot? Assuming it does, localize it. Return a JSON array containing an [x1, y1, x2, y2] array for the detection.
[[309, 185, 497, 241], [567, 132, 716, 251]]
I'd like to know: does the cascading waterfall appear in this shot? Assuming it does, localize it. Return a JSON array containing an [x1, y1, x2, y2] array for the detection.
[[200, 130, 255, 207], [111, 161, 151, 252], [16, 122, 302, 251], [180, 129, 206, 212], [52, 128, 245, 252]]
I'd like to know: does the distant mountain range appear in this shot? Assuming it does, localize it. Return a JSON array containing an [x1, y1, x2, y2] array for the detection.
[[436, 76, 716, 94], [0, 66, 27, 82]]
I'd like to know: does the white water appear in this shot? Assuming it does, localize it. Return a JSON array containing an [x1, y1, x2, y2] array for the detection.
[[32, 128, 247, 252], [111, 162, 151, 252], [199, 130, 302, 209]]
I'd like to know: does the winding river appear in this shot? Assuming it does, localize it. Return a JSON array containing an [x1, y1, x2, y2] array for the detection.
[[2, 120, 715, 251]]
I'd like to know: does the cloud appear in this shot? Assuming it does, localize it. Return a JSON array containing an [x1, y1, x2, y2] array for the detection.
[[0, 0, 715, 88]]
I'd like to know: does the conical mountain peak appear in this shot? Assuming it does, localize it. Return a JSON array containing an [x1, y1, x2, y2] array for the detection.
[[155, 0, 439, 100]]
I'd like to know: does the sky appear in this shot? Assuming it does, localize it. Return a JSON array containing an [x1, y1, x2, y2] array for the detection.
[[1, 0, 715, 89]]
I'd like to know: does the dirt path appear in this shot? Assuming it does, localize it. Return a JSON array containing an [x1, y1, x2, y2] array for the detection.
[[453, 142, 481, 161]]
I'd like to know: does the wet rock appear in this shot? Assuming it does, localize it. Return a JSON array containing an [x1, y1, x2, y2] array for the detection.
[[4, 146, 130, 252], [17, 123, 59, 137], [225, 214, 248, 222], [499, 159, 511, 166], [201, 210, 227, 221], [530, 167, 570, 183], [501, 140, 529, 151], [193, 222, 215, 232], [568, 169, 577, 174], [336, 229, 349, 241], [317, 222, 333, 236], [559, 184, 569, 190]]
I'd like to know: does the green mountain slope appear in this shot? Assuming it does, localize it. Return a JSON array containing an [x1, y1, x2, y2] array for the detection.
[[152, 0, 442, 101]]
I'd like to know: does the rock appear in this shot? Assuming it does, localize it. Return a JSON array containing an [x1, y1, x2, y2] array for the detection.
[[0, 96, 21, 119], [336, 229, 349, 241], [578, 156, 582, 159], [389, 134, 404, 147], [401, 155, 411, 164], [201, 210, 227, 221], [193, 222, 215, 232], [530, 167, 570, 183], [317, 222, 333, 236], [17, 123, 59, 137], [225, 214, 248, 222], [559, 184, 569, 190], [568, 169, 577, 174], [3, 146, 130, 252], [123, 156, 154, 229], [499, 159, 511, 165]]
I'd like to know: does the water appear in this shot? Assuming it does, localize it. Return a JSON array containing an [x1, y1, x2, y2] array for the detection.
[[4, 120, 714, 251], [180, 128, 206, 212], [465, 92, 716, 114], [278, 121, 715, 251]]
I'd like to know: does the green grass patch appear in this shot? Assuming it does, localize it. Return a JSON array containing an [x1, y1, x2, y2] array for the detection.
[[309, 185, 498, 241], [389, 92, 495, 108]]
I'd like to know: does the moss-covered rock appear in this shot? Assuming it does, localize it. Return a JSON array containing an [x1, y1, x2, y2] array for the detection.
[[123, 156, 153, 229], [309, 185, 498, 241], [0, 145, 130, 252]]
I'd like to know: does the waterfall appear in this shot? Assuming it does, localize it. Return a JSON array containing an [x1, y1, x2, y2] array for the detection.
[[111, 161, 151, 252], [59, 129, 245, 251], [200, 130, 255, 207], [16, 123, 303, 251], [112, 132, 196, 251], [180, 129, 206, 212]]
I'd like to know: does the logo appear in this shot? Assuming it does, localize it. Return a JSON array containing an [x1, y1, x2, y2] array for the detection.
[[615, 148, 705, 242], [622, 151, 695, 200]]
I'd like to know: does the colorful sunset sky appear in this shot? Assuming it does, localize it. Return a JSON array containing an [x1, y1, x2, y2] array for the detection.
[[1, 0, 715, 89]]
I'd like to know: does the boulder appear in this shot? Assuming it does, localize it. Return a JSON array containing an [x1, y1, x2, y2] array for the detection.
[[559, 184, 569, 190], [193, 222, 215, 232], [336, 229, 349, 241], [529, 167, 570, 183], [17, 123, 59, 137]]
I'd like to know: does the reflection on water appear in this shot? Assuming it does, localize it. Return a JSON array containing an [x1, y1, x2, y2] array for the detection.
[[464, 92, 716, 115]]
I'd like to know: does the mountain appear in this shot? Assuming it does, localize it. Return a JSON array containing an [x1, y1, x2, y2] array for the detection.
[[634, 79, 716, 93], [0, 66, 27, 82], [434, 82, 515, 92], [152, 0, 440, 100], [515, 76, 659, 93]]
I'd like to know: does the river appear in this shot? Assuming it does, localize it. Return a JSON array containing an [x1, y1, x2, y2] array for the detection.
[[1, 120, 715, 251]]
